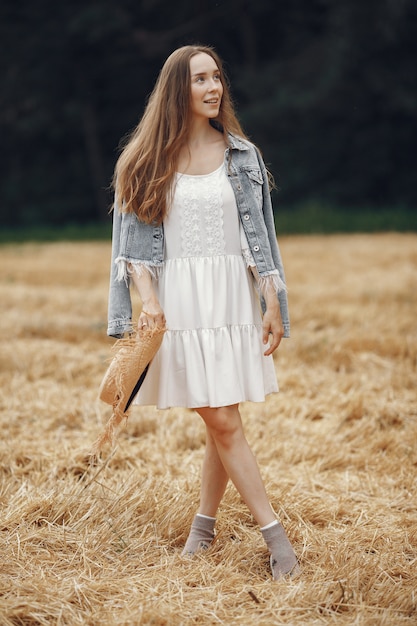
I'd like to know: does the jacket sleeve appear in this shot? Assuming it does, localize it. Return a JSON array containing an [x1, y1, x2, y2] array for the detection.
[[255, 148, 291, 338], [107, 201, 133, 338]]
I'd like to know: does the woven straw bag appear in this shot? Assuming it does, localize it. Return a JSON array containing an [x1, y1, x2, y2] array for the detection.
[[92, 324, 165, 453]]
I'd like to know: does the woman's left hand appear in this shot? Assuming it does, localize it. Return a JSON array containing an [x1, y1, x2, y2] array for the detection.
[[262, 304, 284, 356]]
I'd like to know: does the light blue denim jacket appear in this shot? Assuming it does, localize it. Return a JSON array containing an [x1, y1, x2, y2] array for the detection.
[[107, 133, 289, 338]]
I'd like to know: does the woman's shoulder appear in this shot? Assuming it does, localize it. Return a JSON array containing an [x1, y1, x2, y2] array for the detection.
[[228, 132, 257, 152], [209, 121, 259, 156], [227, 133, 266, 170]]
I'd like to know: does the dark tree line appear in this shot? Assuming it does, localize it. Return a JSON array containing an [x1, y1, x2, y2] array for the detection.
[[1, 0, 416, 229]]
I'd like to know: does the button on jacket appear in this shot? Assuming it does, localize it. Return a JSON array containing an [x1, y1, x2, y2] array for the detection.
[[107, 133, 290, 338]]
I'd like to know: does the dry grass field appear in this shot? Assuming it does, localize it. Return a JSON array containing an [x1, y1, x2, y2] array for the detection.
[[0, 233, 416, 626]]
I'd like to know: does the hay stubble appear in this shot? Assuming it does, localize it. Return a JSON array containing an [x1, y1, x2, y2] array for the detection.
[[0, 234, 416, 625]]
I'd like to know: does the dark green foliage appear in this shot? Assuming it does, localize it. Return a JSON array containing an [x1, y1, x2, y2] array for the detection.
[[1, 0, 416, 233]]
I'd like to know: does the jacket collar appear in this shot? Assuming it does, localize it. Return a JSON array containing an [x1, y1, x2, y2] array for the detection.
[[209, 120, 249, 151], [227, 132, 250, 151]]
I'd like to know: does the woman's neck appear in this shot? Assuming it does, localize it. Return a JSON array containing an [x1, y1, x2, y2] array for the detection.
[[187, 118, 220, 146], [177, 120, 227, 175]]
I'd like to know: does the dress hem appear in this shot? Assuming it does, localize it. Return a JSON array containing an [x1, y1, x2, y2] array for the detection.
[[133, 388, 279, 411]]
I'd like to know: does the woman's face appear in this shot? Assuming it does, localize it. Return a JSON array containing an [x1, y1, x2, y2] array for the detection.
[[189, 53, 223, 120]]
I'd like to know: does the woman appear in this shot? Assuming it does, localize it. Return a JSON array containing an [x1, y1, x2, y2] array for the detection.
[[108, 45, 300, 580]]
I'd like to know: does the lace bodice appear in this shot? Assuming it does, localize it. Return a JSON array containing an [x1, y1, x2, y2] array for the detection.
[[164, 164, 242, 260], [178, 166, 225, 256]]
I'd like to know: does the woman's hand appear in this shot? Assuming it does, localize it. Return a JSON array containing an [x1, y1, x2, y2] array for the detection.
[[138, 301, 166, 331], [262, 300, 284, 356]]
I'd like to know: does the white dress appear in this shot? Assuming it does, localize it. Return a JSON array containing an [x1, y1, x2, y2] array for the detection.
[[134, 163, 278, 409]]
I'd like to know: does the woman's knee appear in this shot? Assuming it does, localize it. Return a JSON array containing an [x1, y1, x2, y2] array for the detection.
[[198, 405, 242, 445]]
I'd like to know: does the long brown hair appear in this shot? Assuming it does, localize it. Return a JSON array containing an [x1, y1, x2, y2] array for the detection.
[[113, 45, 247, 224]]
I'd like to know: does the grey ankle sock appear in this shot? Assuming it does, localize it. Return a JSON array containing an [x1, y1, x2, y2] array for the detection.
[[261, 521, 300, 580], [181, 514, 216, 556]]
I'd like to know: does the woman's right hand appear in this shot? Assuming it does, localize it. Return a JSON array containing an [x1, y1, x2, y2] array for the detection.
[[138, 302, 166, 331], [127, 263, 166, 332]]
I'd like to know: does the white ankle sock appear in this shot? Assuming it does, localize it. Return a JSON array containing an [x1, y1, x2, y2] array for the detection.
[[260, 519, 279, 531]]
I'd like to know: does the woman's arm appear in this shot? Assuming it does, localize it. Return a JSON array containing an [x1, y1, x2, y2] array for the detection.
[[261, 285, 284, 356], [128, 264, 166, 330]]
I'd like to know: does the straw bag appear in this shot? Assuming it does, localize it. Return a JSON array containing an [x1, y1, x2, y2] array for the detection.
[[92, 324, 165, 453]]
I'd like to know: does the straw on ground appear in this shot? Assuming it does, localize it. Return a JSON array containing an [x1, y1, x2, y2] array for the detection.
[[0, 234, 416, 625]]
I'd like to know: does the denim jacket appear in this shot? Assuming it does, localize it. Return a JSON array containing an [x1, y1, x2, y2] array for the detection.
[[107, 133, 289, 338]]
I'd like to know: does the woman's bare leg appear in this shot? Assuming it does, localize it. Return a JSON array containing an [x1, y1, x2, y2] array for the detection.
[[198, 427, 229, 517], [196, 404, 275, 527], [184, 404, 299, 576], [182, 426, 229, 555]]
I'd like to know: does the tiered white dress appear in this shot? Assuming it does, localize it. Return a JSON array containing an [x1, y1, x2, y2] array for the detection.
[[134, 163, 278, 409]]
